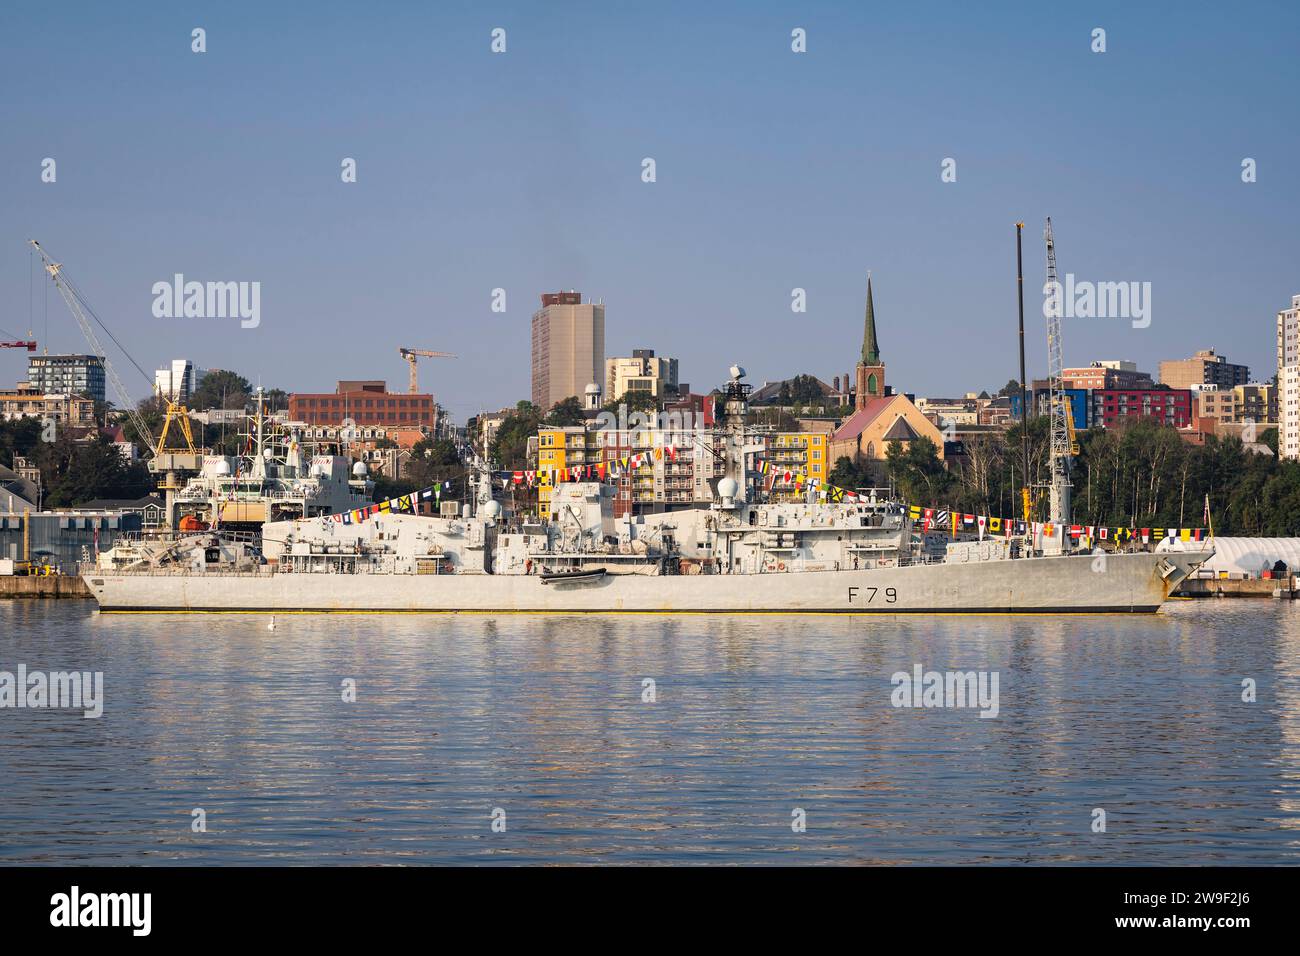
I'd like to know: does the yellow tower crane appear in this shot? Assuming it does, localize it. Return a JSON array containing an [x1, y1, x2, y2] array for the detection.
[[398, 347, 456, 394]]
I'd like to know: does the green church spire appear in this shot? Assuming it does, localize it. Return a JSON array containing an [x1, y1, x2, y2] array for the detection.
[[861, 274, 880, 364]]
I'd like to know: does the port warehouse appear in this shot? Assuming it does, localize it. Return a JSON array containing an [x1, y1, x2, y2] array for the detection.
[[0, 511, 142, 571]]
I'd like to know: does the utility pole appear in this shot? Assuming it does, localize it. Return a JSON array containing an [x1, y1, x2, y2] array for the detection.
[[1016, 222, 1031, 524]]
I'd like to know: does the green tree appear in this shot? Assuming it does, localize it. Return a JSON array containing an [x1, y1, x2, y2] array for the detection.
[[490, 401, 543, 468], [886, 437, 953, 504], [545, 396, 586, 426], [603, 390, 659, 415], [190, 370, 252, 411], [0, 417, 43, 469], [35, 433, 152, 507], [828, 455, 871, 490]]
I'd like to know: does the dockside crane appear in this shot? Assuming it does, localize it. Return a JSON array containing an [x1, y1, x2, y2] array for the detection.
[[398, 347, 456, 395], [28, 240, 199, 465]]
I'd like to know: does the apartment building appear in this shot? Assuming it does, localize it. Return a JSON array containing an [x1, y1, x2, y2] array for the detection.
[[1061, 360, 1155, 392], [605, 349, 679, 403], [1195, 383, 1277, 425], [0, 386, 96, 427], [154, 358, 198, 403], [1279, 294, 1300, 459], [1090, 388, 1193, 429], [531, 291, 605, 411], [26, 354, 106, 403], [1159, 349, 1249, 391], [536, 425, 825, 516], [288, 380, 437, 428]]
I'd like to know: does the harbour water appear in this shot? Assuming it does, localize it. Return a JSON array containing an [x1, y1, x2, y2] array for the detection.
[[1, 600, 1298, 865]]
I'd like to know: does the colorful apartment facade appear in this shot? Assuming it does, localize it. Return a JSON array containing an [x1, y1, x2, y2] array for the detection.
[[536, 426, 827, 515], [1090, 388, 1193, 429]]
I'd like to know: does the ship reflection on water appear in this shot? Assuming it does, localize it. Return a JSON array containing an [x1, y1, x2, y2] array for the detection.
[[1, 600, 1298, 865]]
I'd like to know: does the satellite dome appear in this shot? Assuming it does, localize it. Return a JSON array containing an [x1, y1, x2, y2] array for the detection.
[[352, 461, 368, 477], [717, 477, 739, 498], [729, 365, 746, 381], [213, 459, 231, 476], [482, 500, 502, 519]]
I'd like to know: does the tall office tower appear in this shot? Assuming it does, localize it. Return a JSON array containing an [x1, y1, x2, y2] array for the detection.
[[531, 291, 605, 412]]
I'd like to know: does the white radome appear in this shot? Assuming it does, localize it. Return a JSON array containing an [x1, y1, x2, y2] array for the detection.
[[352, 461, 368, 477]]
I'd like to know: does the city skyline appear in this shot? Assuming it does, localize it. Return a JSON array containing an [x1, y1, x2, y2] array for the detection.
[[3, 2, 1298, 420]]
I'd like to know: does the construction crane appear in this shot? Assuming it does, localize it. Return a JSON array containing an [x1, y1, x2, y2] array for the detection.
[[398, 347, 455, 394], [28, 240, 196, 459], [1, 322, 36, 352], [1043, 218, 1072, 531]]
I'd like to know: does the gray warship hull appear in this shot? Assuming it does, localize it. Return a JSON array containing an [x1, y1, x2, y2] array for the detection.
[[84, 550, 1206, 613]]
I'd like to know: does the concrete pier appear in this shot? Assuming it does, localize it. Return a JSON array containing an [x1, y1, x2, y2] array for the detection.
[[0, 575, 92, 599]]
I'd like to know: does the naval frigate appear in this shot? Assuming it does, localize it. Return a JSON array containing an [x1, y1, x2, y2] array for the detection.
[[83, 368, 1211, 613]]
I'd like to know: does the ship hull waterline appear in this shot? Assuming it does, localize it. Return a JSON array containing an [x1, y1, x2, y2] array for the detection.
[[84, 550, 1207, 614]]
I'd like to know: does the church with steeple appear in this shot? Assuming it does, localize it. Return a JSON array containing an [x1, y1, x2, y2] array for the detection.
[[830, 274, 945, 470], [855, 274, 885, 409]]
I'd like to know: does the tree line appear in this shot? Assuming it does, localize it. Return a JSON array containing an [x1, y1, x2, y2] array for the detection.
[[846, 417, 1294, 535]]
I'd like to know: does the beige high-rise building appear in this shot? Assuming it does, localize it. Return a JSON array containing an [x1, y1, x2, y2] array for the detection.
[[531, 291, 605, 412], [1159, 349, 1249, 391]]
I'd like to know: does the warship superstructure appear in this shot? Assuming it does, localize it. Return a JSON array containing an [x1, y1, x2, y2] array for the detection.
[[84, 370, 1211, 613], [165, 389, 373, 532]]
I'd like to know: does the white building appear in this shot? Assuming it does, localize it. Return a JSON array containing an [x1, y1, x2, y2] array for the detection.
[[1278, 295, 1300, 460], [154, 359, 197, 404]]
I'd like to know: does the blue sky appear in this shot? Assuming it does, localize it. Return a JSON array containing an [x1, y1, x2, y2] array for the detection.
[[2, 1, 1297, 419]]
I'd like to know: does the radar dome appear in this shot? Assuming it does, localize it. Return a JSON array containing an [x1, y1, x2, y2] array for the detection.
[[717, 477, 739, 498], [213, 459, 231, 476], [729, 365, 746, 380], [352, 461, 368, 477], [481, 500, 502, 519]]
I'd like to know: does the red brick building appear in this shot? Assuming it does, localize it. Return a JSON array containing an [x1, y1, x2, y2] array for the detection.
[[1090, 388, 1192, 429], [288, 380, 436, 428]]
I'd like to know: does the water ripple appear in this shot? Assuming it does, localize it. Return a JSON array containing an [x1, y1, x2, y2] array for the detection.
[[1, 600, 1297, 864]]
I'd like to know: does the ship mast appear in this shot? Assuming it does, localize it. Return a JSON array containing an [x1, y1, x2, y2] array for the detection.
[[720, 365, 752, 504]]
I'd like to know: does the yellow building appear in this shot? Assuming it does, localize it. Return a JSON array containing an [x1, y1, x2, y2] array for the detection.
[[766, 432, 828, 500], [537, 426, 603, 511]]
